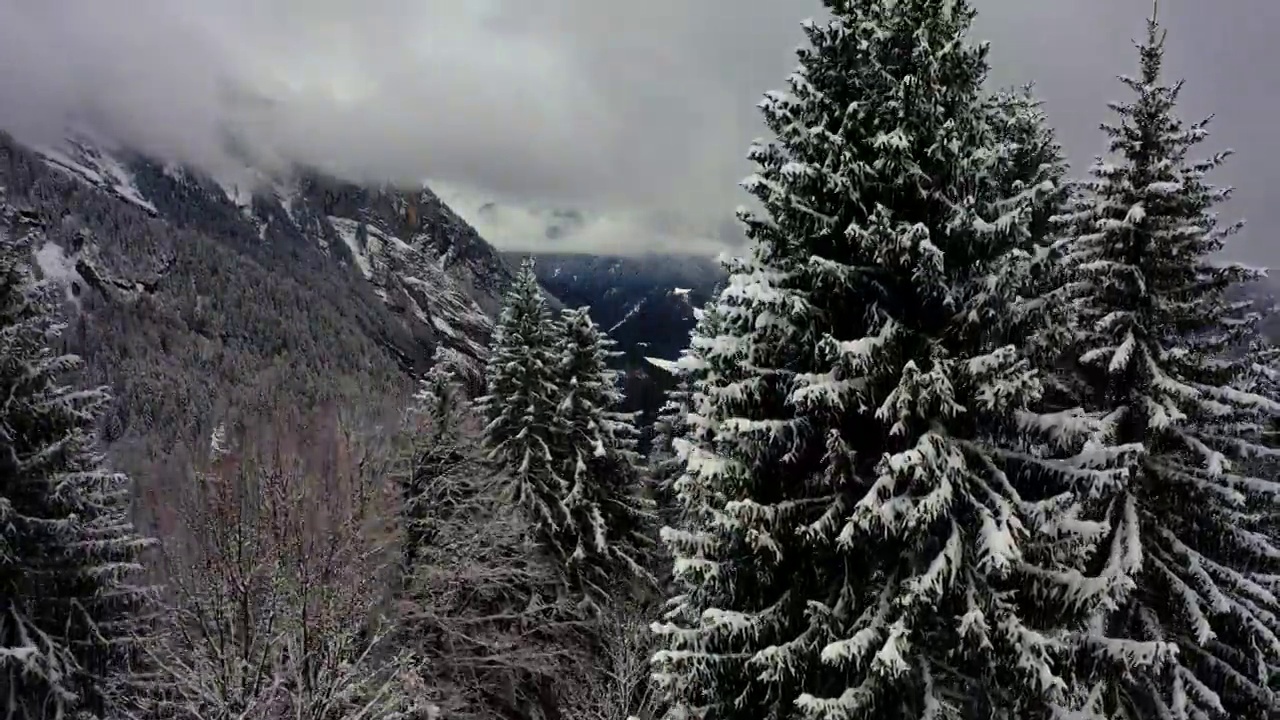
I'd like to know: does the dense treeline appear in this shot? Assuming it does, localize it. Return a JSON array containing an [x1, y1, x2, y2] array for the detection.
[[0, 134, 418, 463], [4, 2, 1280, 720], [651, 4, 1280, 720]]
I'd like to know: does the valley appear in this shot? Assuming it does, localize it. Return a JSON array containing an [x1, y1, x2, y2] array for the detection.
[[4, 3, 1279, 717], [0, 129, 722, 477]]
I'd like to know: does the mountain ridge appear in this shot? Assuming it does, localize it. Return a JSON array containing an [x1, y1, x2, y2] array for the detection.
[[13, 131, 573, 367], [0, 129, 538, 480]]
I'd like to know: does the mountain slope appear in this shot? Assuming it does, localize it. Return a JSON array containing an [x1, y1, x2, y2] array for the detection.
[[504, 251, 725, 441], [0, 130, 526, 478], [506, 251, 726, 361]]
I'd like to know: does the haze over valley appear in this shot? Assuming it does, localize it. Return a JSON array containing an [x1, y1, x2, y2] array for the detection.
[[3, 2, 1280, 719]]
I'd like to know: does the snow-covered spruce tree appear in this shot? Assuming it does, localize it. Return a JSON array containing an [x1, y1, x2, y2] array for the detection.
[[986, 85, 1090, 426], [650, 293, 729, 528], [399, 345, 475, 578], [651, 2, 1104, 718], [989, 85, 1074, 347], [651, 281, 727, 497], [403, 338, 640, 720], [1053, 12, 1280, 718], [990, 85, 1071, 262], [0, 227, 157, 719], [650, 354, 692, 512], [476, 259, 572, 558], [553, 306, 656, 597]]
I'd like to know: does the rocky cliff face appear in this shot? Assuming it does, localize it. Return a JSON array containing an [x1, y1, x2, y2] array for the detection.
[[0, 130, 530, 471]]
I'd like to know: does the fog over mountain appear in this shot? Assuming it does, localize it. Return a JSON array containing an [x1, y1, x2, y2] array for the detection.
[[1, 0, 1277, 261]]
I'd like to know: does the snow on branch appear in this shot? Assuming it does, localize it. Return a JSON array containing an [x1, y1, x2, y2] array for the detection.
[[142, 405, 431, 720]]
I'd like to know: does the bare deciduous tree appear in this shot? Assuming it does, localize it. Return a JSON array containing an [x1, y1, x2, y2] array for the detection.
[[395, 365, 668, 720], [560, 601, 659, 720], [142, 403, 431, 720]]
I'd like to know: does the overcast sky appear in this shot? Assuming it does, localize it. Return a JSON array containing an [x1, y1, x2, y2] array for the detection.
[[0, 0, 1274, 262]]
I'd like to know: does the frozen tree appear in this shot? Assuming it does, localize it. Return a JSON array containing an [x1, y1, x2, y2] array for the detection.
[[650, 354, 692, 512], [1053, 11, 1280, 718], [563, 602, 661, 720], [419, 345, 474, 434], [400, 419, 659, 720], [399, 346, 475, 575], [650, 297, 729, 528], [0, 225, 158, 719], [989, 85, 1076, 363], [144, 408, 428, 720], [476, 259, 571, 559], [651, 2, 1106, 718], [554, 306, 656, 598], [397, 394, 596, 720], [990, 85, 1072, 259]]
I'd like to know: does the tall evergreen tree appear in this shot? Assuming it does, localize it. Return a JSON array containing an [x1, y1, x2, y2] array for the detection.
[[652, 2, 1096, 718], [988, 86, 1081, 412], [650, 358, 691, 509], [554, 306, 655, 596], [650, 295, 729, 527], [1054, 12, 1280, 718], [0, 226, 157, 719], [990, 85, 1072, 259], [476, 259, 571, 558], [399, 346, 474, 577]]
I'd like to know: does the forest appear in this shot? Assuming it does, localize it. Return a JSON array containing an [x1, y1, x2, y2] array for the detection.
[[4, 2, 1280, 719]]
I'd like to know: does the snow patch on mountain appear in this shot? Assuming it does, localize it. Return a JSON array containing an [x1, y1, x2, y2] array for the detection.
[[329, 217, 376, 279], [315, 205, 497, 367], [24, 132, 524, 375], [432, 314, 460, 339], [33, 241, 85, 304], [644, 356, 680, 374], [34, 241, 79, 282], [218, 177, 256, 210], [609, 298, 647, 334], [35, 139, 157, 215]]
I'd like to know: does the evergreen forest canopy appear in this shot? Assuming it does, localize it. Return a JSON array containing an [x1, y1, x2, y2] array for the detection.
[[4, 1, 1280, 719]]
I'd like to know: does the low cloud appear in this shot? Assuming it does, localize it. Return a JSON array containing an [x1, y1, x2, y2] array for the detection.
[[0, 0, 1274, 261], [432, 182, 734, 257]]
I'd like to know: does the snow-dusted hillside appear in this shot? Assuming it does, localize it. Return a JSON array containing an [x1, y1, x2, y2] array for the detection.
[[36, 137, 160, 216], [507, 251, 725, 361], [0, 128, 542, 463], [21, 133, 531, 374]]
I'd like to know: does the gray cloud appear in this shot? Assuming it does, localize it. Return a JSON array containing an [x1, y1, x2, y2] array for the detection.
[[0, 0, 1273, 262]]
